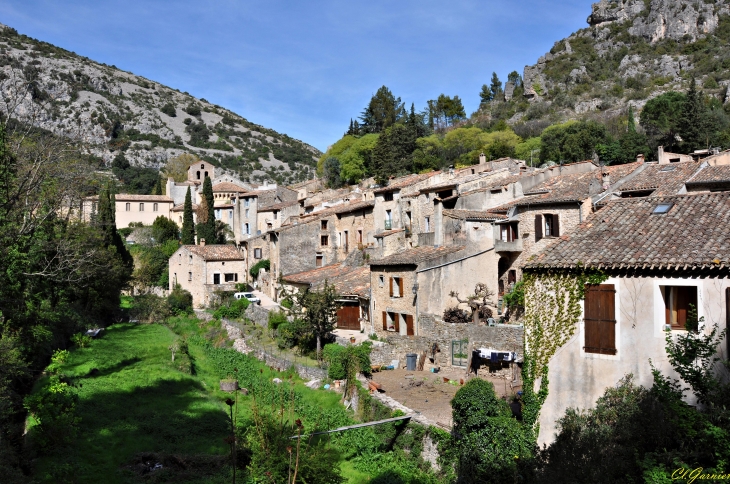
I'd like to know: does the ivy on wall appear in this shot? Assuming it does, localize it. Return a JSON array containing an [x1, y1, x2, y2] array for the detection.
[[520, 268, 607, 429]]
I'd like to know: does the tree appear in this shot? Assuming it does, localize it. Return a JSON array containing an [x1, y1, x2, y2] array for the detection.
[[540, 120, 609, 164], [430, 94, 467, 129], [679, 78, 709, 153], [490, 72, 503, 100], [181, 186, 195, 244], [449, 283, 495, 323], [151, 215, 179, 244], [507, 70, 522, 87], [288, 282, 340, 360], [479, 84, 493, 104], [152, 176, 162, 195], [640, 91, 686, 154], [323, 157, 342, 188], [195, 176, 216, 245], [163, 153, 197, 182], [371, 124, 416, 185], [359, 86, 405, 134]]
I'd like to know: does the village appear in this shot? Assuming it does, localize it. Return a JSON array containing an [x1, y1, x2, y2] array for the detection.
[[83, 146, 730, 445]]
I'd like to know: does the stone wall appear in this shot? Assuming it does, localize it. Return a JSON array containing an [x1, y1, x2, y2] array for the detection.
[[370, 314, 524, 370], [244, 303, 271, 328]]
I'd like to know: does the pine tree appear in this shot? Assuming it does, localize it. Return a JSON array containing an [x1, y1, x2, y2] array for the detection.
[[479, 84, 493, 104], [181, 186, 195, 244], [490, 72, 503, 100], [346, 119, 354, 136]]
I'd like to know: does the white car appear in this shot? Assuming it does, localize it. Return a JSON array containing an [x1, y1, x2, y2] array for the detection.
[[234, 292, 261, 305]]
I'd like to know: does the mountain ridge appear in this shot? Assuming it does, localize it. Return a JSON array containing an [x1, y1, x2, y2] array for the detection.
[[0, 22, 320, 186]]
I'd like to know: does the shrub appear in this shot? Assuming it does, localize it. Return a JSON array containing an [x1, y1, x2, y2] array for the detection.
[[183, 117, 192, 125], [130, 294, 170, 323], [212, 297, 249, 320], [160, 103, 176, 117], [71, 333, 92, 348], [167, 284, 193, 314], [323, 342, 372, 380], [24, 376, 80, 450], [184, 103, 201, 116], [267, 310, 287, 331], [249, 259, 270, 279], [443, 307, 469, 324]]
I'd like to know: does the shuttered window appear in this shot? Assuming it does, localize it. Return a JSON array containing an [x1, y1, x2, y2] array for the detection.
[[382, 311, 388, 331], [535, 214, 543, 241], [664, 286, 698, 330], [584, 284, 617, 355]]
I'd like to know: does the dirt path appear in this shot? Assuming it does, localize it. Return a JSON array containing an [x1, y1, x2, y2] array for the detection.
[[370, 366, 521, 427]]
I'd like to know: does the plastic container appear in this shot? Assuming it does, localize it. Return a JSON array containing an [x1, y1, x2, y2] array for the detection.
[[406, 353, 417, 371]]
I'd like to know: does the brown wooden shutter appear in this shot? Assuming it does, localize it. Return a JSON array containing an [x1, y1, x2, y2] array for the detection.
[[405, 314, 414, 336], [553, 214, 560, 237], [389, 277, 393, 297], [535, 214, 543, 241], [394, 313, 400, 332], [382, 311, 388, 331], [399, 277, 404, 297], [584, 284, 616, 355], [676, 286, 698, 329]]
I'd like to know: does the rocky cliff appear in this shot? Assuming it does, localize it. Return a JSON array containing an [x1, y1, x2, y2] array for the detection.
[[514, 0, 730, 124], [0, 23, 319, 184]]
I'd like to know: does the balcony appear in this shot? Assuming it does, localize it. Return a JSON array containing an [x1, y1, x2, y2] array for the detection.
[[495, 239, 523, 252], [384, 220, 392, 230]]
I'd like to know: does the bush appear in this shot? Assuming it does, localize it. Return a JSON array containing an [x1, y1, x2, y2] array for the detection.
[[212, 297, 249, 320], [71, 333, 92, 348], [24, 376, 80, 450], [184, 103, 201, 116], [322, 342, 372, 380], [443, 307, 469, 324], [167, 284, 193, 314], [249, 259, 270, 279], [160, 103, 176, 117], [267, 310, 287, 331], [130, 294, 170, 323]]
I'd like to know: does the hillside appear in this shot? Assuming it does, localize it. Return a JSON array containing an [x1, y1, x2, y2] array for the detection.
[[487, 0, 730, 133], [0, 23, 320, 186]]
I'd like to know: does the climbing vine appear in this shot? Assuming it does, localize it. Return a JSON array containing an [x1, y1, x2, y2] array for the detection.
[[520, 268, 608, 430]]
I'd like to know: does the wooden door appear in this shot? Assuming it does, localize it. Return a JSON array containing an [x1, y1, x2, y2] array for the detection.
[[584, 284, 617, 355], [405, 314, 414, 336], [337, 303, 360, 330]]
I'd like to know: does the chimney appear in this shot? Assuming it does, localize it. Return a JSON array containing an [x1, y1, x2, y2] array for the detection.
[[636, 154, 645, 163], [601, 171, 611, 190], [479, 152, 486, 165], [658, 146, 666, 164], [200, 238, 206, 246]]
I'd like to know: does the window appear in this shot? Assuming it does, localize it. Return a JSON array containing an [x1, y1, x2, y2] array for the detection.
[[383, 312, 399, 332], [379, 275, 384, 287], [213, 273, 220, 285], [178, 253, 181, 264], [244, 198, 250, 207], [153, 203, 158, 212], [544, 214, 559, 237], [254, 248, 262, 259], [321, 220, 328, 230], [321, 235, 329, 246], [139, 203, 144, 212], [224, 273, 238, 283], [125, 202, 131, 211], [358, 230, 363, 244], [653, 203, 674, 214], [188, 272, 192, 281], [228, 210, 233, 220], [273, 211, 278, 220], [660, 165, 676, 172], [390, 277, 404, 298], [662, 286, 698, 330], [197, 171, 201, 180], [500, 222, 518, 242], [584, 284, 617, 355], [384, 192, 394, 202], [425, 216, 430, 232], [201, 164, 205, 169], [244, 223, 250, 235], [316, 254, 323, 268], [189, 255, 193, 264]]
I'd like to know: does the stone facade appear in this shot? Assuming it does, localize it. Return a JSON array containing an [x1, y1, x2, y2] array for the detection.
[[169, 244, 246, 308], [83, 195, 175, 229]]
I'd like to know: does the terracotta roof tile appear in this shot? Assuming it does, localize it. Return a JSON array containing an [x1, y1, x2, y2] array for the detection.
[[88, 194, 174, 202], [172, 203, 199, 211], [369, 245, 465, 266], [443, 209, 506, 221], [373, 172, 437, 193], [258, 200, 300, 212], [686, 165, 730, 185], [524, 192, 730, 271], [184, 244, 244, 261], [212, 182, 248, 193], [374, 228, 404, 237], [620, 162, 701, 195], [283, 264, 370, 298]]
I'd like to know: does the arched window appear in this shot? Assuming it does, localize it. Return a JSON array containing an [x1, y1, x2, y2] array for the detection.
[[139, 203, 144, 211]]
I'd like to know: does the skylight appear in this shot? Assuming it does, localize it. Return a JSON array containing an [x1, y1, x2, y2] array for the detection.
[[652, 203, 673, 214], [659, 166, 676, 172]]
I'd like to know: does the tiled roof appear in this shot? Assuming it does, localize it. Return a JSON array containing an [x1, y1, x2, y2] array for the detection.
[[686, 165, 730, 185], [369, 245, 465, 266], [276, 200, 374, 232], [258, 200, 300, 212], [518, 162, 642, 205], [373, 172, 437, 193], [88, 194, 174, 202], [443, 209, 506, 221], [212, 182, 248, 193], [184, 244, 244, 261], [172, 203, 199, 211], [283, 264, 370, 298], [524, 192, 730, 271], [619, 162, 701, 195], [374, 228, 404, 237]]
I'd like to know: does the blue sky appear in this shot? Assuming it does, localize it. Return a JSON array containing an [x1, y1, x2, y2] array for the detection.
[[0, 1, 590, 151]]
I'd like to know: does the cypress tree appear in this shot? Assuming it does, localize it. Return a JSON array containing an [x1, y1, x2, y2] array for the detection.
[[152, 176, 162, 195], [627, 105, 636, 133], [679, 77, 707, 152], [195, 176, 216, 244], [181, 186, 195, 244]]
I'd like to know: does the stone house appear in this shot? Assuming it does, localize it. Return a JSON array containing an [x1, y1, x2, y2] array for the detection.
[[684, 164, 730, 193], [369, 245, 499, 337], [169, 243, 246, 308], [282, 263, 371, 331], [83, 194, 175, 229], [523, 192, 730, 445], [491, 162, 643, 298], [256, 200, 301, 233]]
